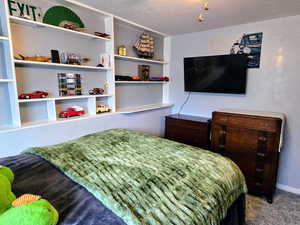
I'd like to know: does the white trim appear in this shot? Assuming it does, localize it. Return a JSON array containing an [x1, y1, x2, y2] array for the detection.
[[277, 183, 300, 195]]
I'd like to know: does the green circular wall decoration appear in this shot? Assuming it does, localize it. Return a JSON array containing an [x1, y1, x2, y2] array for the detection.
[[43, 6, 85, 28]]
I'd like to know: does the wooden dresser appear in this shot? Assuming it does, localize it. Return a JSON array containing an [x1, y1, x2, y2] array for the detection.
[[211, 110, 284, 203], [165, 114, 211, 149]]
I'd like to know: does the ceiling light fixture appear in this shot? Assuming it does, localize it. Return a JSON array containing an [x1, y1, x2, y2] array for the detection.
[[197, 2, 209, 22], [204, 2, 209, 10], [198, 14, 204, 22]]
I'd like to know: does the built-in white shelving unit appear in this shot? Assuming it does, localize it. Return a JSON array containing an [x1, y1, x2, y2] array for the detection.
[[0, 0, 172, 133]]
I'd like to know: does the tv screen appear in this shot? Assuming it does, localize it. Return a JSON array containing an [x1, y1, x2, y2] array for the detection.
[[184, 54, 248, 94]]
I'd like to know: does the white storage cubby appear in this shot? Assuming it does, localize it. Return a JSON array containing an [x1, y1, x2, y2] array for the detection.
[[19, 101, 51, 125], [0, 0, 171, 133]]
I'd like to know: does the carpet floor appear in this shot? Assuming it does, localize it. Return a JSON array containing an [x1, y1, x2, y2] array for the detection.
[[246, 190, 300, 225]]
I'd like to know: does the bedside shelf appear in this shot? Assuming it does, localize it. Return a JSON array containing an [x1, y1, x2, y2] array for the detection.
[[10, 16, 111, 41], [115, 81, 167, 84], [118, 103, 173, 114], [14, 60, 112, 71], [115, 55, 167, 64]]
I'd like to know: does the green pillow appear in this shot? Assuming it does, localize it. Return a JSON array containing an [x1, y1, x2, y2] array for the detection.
[[0, 166, 16, 215], [0, 199, 59, 225]]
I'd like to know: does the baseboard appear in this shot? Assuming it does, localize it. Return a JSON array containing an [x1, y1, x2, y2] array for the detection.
[[277, 183, 300, 195]]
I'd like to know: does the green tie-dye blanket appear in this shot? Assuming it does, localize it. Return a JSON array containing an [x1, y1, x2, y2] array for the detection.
[[25, 129, 247, 225]]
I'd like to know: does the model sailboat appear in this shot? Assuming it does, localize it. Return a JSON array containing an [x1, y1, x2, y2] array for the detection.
[[134, 33, 155, 58]]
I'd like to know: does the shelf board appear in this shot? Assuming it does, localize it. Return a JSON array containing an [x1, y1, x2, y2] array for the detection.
[[115, 81, 167, 84], [115, 55, 167, 64], [9, 16, 111, 41], [18, 94, 114, 103], [118, 103, 173, 114], [14, 60, 112, 71], [0, 79, 15, 83], [54, 94, 113, 101], [0, 36, 9, 41]]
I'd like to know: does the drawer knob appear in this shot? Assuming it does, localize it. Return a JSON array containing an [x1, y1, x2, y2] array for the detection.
[[256, 168, 264, 173], [255, 182, 262, 187], [257, 152, 266, 157], [220, 130, 226, 135], [258, 137, 267, 141]]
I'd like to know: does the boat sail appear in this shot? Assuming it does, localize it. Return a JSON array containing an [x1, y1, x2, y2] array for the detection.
[[134, 33, 155, 58]]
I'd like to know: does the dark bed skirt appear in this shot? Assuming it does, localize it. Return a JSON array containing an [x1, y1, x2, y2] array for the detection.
[[0, 154, 245, 225], [221, 194, 245, 225]]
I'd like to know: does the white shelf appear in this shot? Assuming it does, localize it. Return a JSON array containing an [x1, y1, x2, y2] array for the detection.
[[0, 36, 9, 41], [18, 94, 114, 103], [118, 103, 173, 114], [115, 55, 167, 64], [0, 79, 14, 82], [9, 16, 111, 41], [115, 81, 167, 84], [14, 60, 112, 71]]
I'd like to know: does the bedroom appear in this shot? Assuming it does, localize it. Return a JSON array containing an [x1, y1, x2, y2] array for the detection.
[[0, 0, 299, 224]]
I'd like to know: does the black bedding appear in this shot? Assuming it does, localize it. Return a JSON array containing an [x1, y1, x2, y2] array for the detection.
[[0, 154, 245, 225]]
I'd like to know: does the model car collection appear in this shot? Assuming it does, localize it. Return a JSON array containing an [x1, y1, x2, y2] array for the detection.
[[59, 106, 85, 118], [18, 91, 49, 99]]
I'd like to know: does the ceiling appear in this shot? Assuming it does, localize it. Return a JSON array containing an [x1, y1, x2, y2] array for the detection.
[[78, 0, 300, 35]]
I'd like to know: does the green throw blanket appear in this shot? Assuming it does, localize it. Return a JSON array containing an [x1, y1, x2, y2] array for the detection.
[[25, 129, 247, 225]]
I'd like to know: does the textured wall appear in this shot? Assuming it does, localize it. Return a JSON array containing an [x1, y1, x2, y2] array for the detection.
[[169, 15, 300, 192], [0, 108, 171, 157]]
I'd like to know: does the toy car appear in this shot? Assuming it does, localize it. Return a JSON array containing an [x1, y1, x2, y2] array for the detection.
[[19, 91, 49, 99], [88, 88, 104, 95], [96, 105, 112, 114], [59, 106, 85, 118]]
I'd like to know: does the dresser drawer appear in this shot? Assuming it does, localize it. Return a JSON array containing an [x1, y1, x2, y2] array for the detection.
[[223, 153, 275, 178], [213, 112, 281, 132]]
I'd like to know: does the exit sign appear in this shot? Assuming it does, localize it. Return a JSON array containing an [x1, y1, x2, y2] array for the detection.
[[8, 0, 43, 21]]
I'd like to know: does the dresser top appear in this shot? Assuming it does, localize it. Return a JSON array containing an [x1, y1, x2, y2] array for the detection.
[[217, 109, 285, 120], [167, 114, 211, 123]]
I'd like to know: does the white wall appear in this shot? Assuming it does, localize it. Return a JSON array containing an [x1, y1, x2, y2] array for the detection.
[[0, 108, 171, 157], [169, 15, 300, 192]]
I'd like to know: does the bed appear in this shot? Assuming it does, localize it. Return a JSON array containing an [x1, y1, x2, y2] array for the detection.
[[0, 129, 247, 225]]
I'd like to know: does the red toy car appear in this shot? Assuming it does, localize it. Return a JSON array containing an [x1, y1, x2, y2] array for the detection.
[[59, 106, 85, 118], [19, 91, 48, 99]]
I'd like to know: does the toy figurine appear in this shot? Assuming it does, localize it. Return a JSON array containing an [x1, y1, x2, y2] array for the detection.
[[19, 91, 49, 99], [59, 106, 85, 118]]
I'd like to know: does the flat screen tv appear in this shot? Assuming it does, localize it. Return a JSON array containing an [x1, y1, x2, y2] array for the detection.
[[184, 54, 248, 94]]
